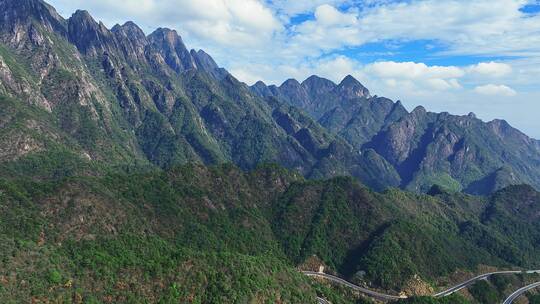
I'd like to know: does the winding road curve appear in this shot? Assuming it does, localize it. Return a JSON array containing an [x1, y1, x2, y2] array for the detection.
[[305, 269, 540, 302], [316, 296, 331, 304], [432, 270, 522, 297], [503, 281, 540, 304], [304, 271, 406, 301]]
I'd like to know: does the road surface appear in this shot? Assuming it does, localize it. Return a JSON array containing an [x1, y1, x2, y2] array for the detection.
[[316, 296, 331, 304], [303, 271, 407, 301], [304, 269, 540, 301], [432, 271, 522, 297], [503, 281, 540, 304]]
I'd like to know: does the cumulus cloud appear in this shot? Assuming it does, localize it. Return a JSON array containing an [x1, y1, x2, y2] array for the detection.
[[366, 61, 464, 79], [314, 4, 356, 25], [361, 61, 464, 92], [279, 0, 540, 59], [426, 78, 462, 90], [355, 0, 540, 56], [290, 5, 362, 54], [268, 0, 352, 17], [467, 62, 513, 77], [474, 84, 517, 96]]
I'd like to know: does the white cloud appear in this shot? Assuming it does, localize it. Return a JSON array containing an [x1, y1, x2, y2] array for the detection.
[[467, 62, 513, 77], [426, 78, 462, 90], [278, 0, 540, 59], [474, 84, 517, 96], [355, 0, 540, 57], [290, 5, 362, 54], [267, 0, 352, 17], [314, 4, 356, 25], [366, 61, 465, 79], [360, 61, 464, 92]]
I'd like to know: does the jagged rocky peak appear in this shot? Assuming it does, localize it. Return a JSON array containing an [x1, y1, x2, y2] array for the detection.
[[486, 120, 515, 141], [250, 80, 276, 97], [487, 118, 534, 145], [190, 49, 228, 79], [279, 78, 311, 106], [411, 105, 427, 116], [488, 119, 511, 130], [149, 28, 177, 46], [112, 21, 147, 42], [148, 28, 197, 73], [68, 10, 117, 56], [191, 49, 218, 70], [280, 78, 303, 89], [336, 75, 370, 99], [0, 0, 64, 27], [253, 80, 267, 88], [302, 75, 336, 97], [111, 21, 148, 63], [302, 75, 335, 86], [389, 100, 408, 115], [0, 0, 66, 45]]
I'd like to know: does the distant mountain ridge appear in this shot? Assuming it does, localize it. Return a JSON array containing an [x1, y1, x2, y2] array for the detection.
[[250, 75, 540, 194], [0, 0, 539, 194]]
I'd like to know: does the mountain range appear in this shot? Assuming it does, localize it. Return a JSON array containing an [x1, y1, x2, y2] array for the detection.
[[1, 0, 539, 195], [250, 76, 540, 194], [1, 0, 540, 303]]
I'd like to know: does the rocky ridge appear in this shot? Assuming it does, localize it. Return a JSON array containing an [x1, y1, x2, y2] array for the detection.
[[0, 0, 539, 194]]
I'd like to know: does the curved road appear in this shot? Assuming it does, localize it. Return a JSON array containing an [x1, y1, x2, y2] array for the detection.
[[316, 296, 331, 304], [503, 281, 540, 304], [432, 270, 522, 297], [304, 271, 406, 301], [304, 270, 540, 301]]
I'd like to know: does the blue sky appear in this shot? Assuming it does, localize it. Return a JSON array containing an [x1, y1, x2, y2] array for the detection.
[[47, 0, 540, 138]]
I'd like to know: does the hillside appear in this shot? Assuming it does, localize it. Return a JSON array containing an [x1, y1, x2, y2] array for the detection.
[[1, 163, 539, 302]]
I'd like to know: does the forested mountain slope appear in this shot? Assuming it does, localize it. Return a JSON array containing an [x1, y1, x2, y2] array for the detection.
[[1, 163, 539, 302]]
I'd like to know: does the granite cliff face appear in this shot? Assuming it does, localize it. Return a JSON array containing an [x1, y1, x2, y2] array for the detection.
[[1, 0, 539, 194]]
